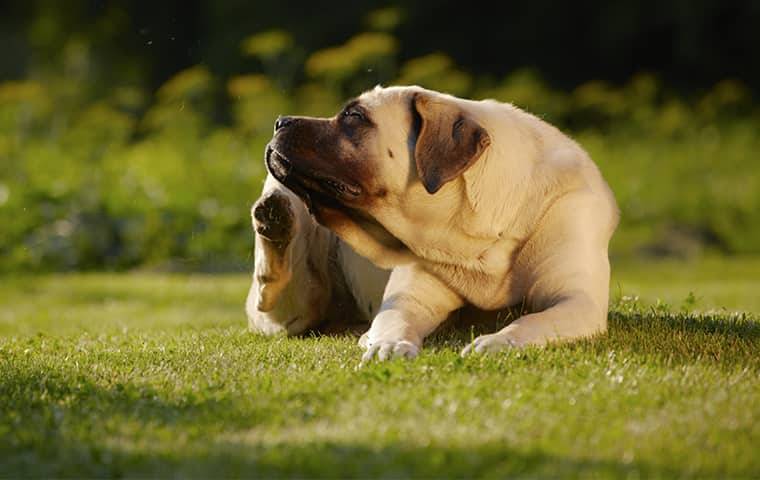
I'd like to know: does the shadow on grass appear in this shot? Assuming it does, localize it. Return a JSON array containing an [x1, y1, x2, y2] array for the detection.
[[304, 299, 760, 369], [418, 305, 760, 368], [600, 309, 760, 366], [0, 366, 280, 478], [2, 422, 690, 478]]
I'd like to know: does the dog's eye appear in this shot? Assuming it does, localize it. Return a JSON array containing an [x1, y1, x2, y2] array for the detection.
[[342, 108, 365, 121]]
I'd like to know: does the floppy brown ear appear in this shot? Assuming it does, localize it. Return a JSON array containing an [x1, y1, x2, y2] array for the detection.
[[413, 92, 491, 194]]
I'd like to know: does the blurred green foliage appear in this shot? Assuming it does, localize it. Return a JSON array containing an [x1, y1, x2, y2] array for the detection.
[[1, 27, 758, 272]]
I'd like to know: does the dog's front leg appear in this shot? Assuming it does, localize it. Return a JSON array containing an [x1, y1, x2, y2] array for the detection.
[[461, 250, 611, 354], [360, 264, 463, 363], [460, 289, 607, 355]]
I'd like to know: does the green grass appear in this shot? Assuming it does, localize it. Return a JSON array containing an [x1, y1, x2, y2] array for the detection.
[[1, 258, 759, 478], [612, 256, 760, 313]]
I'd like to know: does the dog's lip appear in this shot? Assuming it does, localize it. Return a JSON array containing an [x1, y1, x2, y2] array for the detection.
[[311, 174, 362, 198], [265, 145, 362, 199], [284, 316, 300, 329], [265, 145, 292, 179]]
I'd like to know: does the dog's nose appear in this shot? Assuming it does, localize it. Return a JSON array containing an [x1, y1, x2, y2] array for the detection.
[[274, 116, 295, 131]]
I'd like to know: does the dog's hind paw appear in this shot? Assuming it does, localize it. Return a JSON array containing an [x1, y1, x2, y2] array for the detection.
[[253, 192, 295, 243]]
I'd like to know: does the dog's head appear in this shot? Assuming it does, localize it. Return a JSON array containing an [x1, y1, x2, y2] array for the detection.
[[266, 86, 492, 267]]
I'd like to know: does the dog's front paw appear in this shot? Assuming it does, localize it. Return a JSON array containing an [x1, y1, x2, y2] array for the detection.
[[360, 339, 419, 364], [460, 332, 518, 356], [253, 192, 295, 243]]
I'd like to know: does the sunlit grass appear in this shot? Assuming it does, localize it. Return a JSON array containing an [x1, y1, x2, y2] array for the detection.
[[612, 255, 760, 313], [1, 258, 758, 477]]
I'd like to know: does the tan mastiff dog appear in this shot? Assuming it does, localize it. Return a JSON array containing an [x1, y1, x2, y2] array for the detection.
[[246, 85, 619, 362]]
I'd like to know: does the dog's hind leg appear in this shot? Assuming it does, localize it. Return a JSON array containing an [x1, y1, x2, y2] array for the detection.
[[251, 187, 297, 312], [246, 175, 336, 335]]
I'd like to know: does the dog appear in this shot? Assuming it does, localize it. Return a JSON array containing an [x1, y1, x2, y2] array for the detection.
[[246, 85, 619, 362]]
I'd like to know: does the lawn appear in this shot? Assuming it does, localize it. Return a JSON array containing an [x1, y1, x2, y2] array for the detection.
[[1, 258, 758, 478]]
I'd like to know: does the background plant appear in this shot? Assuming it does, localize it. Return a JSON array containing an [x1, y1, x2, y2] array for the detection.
[[1, 3, 758, 272]]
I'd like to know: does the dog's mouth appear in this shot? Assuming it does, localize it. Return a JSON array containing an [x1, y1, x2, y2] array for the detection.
[[265, 145, 362, 213], [265, 144, 412, 262]]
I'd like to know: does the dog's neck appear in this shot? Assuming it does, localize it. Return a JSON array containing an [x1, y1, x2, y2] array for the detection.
[[460, 108, 542, 240]]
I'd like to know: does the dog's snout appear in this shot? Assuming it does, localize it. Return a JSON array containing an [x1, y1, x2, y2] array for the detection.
[[274, 116, 295, 132]]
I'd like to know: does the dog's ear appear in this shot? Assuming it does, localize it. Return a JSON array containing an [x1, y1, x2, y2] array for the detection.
[[412, 92, 491, 194]]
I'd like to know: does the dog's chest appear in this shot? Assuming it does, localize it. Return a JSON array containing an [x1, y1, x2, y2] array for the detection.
[[425, 240, 527, 311], [337, 241, 390, 319]]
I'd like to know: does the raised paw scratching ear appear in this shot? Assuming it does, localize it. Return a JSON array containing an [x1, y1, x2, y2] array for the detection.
[[252, 192, 296, 312], [412, 92, 491, 194]]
